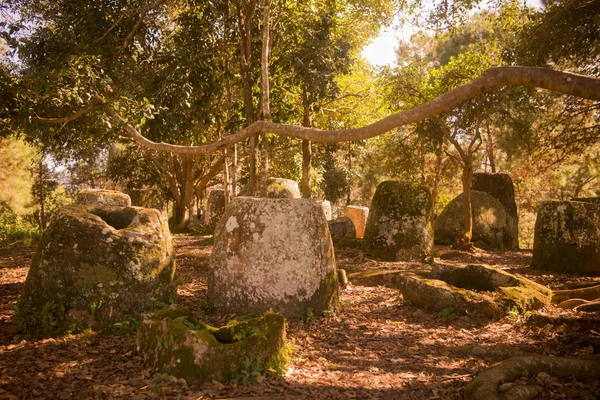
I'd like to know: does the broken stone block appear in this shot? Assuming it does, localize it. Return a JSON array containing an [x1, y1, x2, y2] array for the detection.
[[344, 205, 369, 238], [532, 201, 600, 273], [320, 200, 332, 220], [203, 188, 226, 231], [75, 189, 131, 207], [363, 181, 433, 262], [328, 216, 356, 239], [14, 205, 176, 336], [431, 263, 552, 312], [472, 172, 519, 249], [434, 190, 507, 249], [266, 178, 301, 198], [209, 197, 338, 317], [137, 305, 287, 384]]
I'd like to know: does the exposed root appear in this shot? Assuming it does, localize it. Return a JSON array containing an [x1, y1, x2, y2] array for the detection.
[[553, 284, 600, 304], [557, 298, 589, 309], [464, 355, 600, 400]]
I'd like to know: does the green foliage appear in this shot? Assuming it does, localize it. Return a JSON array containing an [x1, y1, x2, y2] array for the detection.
[[437, 307, 458, 321], [13, 297, 66, 337], [299, 307, 315, 323], [111, 319, 137, 335]]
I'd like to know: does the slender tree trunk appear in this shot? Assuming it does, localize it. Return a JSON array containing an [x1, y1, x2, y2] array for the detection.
[[223, 149, 230, 206], [258, 0, 271, 197], [301, 93, 312, 198], [38, 158, 46, 230], [236, 0, 258, 195], [170, 155, 196, 232], [431, 144, 444, 214], [485, 120, 496, 173], [419, 142, 426, 186], [232, 144, 238, 196], [346, 143, 352, 206], [460, 158, 474, 245]]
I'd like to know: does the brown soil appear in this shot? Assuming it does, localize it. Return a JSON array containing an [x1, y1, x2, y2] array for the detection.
[[1, 236, 599, 399]]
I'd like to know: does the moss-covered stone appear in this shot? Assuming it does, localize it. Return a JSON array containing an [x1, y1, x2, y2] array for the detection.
[[137, 305, 287, 384], [363, 181, 433, 262], [266, 178, 301, 199], [209, 197, 338, 317], [398, 273, 503, 318], [14, 205, 176, 336], [203, 189, 226, 232], [75, 189, 131, 207], [531, 201, 600, 273], [434, 190, 507, 248], [348, 270, 429, 288], [472, 172, 519, 249], [328, 217, 356, 239], [432, 263, 551, 313]]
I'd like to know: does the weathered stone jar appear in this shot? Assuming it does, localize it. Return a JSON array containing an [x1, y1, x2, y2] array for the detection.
[[15, 205, 176, 336], [363, 181, 433, 262], [208, 197, 338, 317], [532, 200, 600, 273], [137, 305, 287, 384], [75, 188, 132, 207]]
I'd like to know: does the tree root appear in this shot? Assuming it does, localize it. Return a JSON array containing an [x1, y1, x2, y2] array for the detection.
[[552, 284, 600, 304], [464, 355, 600, 400]]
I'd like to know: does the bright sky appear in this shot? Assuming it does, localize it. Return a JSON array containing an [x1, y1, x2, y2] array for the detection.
[[362, 0, 544, 67]]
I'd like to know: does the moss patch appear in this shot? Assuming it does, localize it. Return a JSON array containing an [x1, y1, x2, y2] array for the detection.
[[137, 305, 288, 384], [363, 181, 433, 262]]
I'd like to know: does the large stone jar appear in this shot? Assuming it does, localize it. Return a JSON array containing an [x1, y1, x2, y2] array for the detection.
[[15, 205, 176, 336], [208, 197, 338, 317], [532, 201, 600, 273], [363, 181, 433, 262]]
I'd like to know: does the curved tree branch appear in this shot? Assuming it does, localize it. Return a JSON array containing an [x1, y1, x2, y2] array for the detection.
[[86, 66, 597, 155]]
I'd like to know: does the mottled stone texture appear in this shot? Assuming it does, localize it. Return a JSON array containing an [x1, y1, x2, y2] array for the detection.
[[16, 205, 176, 335], [75, 189, 131, 207], [572, 197, 600, 207], [327, 217, 356, 238], [472, 172, 519, 249], [137, 305, 286, 384], [203, 189, 226, 231], [363, 181, 433, 262], [266, 178, 301, 198], [344, 206, 369, 238], [532, 201, 600, 273], [209, 197, 338, 317], [320, 200, 332, 221], [434, 191, 507, 249]]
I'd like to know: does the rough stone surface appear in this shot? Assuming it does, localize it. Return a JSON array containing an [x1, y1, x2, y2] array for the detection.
[[431, 263, 552, 312], [472, 172, 519, 249], [15, 205, 176, 336], [208, 197, 338, 317], [572, 197, 600, 207], [363, 181, 433, 262], [320, 200, 332, 221], [327, 217, 356, 239], [532, 201, 600, 273], [434, 190, 507, 249], [128, 188, 163, 209], [344, 206, 369, 238], [203, 189, 226, 232], [398, 273, 503, 318], [137, 305, 286, 384], [266, 178, 301, 199], [75, 189, 131, 207]]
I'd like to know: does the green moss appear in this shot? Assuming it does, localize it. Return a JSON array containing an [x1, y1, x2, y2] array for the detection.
[[137, 305, 288, 384], [13, 297, 67, 337]]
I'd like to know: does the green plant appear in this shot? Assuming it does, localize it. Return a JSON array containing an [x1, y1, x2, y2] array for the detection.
[[300, 307, 315, 323], [111, 319, 137, 335], [507, 306, 520, 318], [437, 307, 457, 321], [13, 298, 66, 336], [199, 299, 214, 313], [234, 357, 264, 386]]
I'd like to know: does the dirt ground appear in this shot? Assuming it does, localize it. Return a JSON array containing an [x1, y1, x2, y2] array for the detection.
[[1, 235, 600, 399]]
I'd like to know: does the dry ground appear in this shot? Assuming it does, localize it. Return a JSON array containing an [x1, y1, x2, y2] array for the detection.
[[1, 236, 599, 399]]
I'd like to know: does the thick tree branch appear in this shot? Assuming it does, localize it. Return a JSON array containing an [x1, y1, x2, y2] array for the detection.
[[34, 103, 101, 123], [89, 66, 599, 155]]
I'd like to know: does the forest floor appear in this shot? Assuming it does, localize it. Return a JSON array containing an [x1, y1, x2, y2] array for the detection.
[[1, 235, 600, 399]]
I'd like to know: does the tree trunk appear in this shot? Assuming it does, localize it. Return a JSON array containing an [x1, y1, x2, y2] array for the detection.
[[169, 155, 196, 232], [346, 143, 352, 206], [431, 144, 444, 214], [460, 160, 474, 245], [231, 144, 238, 196], [301, 94, 312, 198], [236, 0, 258, 195], [38, 158, 46, 230], [485, 120, 496, 173], [223, 148, 230, 206], [258, 0, 271, 197]]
